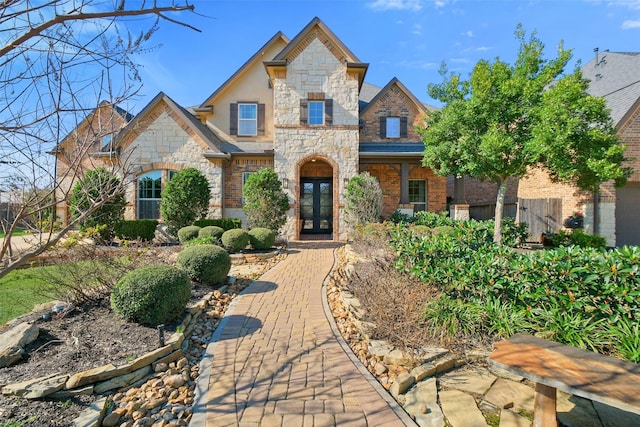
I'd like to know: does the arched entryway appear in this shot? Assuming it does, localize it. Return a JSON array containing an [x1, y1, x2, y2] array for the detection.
[[297, 157, 337, 240]]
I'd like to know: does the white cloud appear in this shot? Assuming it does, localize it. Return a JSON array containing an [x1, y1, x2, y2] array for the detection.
[[368, 0, 424, 11], [621, 19, 640, 28], [413, 24, 423, 35], [476, 46, 492, 52], [450, 58, 471, 63], [463, 30, 473, 37]]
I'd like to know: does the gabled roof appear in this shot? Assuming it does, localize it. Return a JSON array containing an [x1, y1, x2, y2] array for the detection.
[[360, 77, 427, 116], [116, 92, 223, 152], [49, 100, 132, 154], [583, 51, 640, 128], [272, 17, 361, 64], [200, 32, 290, 108], [266, 17, 368, 88]]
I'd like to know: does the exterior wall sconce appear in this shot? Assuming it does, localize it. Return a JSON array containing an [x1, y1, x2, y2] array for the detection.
[[343, 178, 349, 187], [282, 178, 288, 189]]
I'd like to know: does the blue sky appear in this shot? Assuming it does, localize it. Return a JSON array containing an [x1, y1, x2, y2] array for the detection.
[[124, 0, 640, 112]]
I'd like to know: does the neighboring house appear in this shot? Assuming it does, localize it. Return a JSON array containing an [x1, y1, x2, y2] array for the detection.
[[52, 17, 446, 241], [518, 50, 640, 246]]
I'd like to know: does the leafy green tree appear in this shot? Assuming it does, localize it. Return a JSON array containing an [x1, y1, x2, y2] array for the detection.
[[69, 167, 126, 242], [418, 26, 629, 244], [242, 168, 289, 233], [161, 168, 211, 235], [344, 172, 383, 227]]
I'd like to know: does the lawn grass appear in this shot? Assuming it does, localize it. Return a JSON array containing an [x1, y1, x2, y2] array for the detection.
[[0, 266, 54, 325], [0, 229, 30, 238]]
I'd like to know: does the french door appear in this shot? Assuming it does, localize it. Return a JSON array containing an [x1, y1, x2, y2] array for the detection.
[[300, 178, 333, 234]]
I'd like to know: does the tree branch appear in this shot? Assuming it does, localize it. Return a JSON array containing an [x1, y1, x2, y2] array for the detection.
[[0, 3, 199, 59]]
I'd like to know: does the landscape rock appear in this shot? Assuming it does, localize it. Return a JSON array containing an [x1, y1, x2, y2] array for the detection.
[[411, 363, 436, 382], [499, 409, 530, 427], [389, 372, 416, 398], [94, 366, 152, 394], [403, 378, 445, 427], [0, 322, 39, 367], [2, 372, 66, 398], [439, 389, 489, 427], [73, 396, 108, 427], [440, 366, 497, 395]]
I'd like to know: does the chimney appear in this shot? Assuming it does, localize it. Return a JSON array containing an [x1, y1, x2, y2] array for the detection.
[[594, 47, 599, 66]]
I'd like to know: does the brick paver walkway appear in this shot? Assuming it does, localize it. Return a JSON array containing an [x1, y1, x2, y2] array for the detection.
[[191, 242, 411, 426]]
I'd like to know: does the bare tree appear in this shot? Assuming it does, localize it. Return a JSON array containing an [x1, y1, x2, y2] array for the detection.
[[0, 0, 199, 278]]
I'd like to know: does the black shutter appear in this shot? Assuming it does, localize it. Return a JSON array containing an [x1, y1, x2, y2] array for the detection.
[[230, 103, 238, 135], [325, 99, 333, 125], [379, 117, 386, 139], [257, 104, 265, 135], [400, 117, 408, 138], [300, 99, 308, 125]]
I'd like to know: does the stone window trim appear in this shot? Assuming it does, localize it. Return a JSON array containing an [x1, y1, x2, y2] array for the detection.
[[379, 116, 408, 139], [230, 102, 265, 136], [300, 93, 333, 126], [136, 169, 178, 220]]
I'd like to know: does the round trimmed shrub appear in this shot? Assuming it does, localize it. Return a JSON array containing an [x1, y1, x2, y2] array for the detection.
[[248, 228, 275, 250], [177, 244, 231, 285], [221, 228, 250, 253], [199, 226, 224, 241], [111, 265, 190, 325], [178, 225, 201, 244]]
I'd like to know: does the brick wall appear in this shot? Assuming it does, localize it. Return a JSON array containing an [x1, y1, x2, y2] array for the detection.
[[361, 162, 446, 218], [447, 176, 519, 205], [359, 84, 424, 142], [619, 103, 640, 182], [55, 104, 129, 225], [224, 157, 274, 209]]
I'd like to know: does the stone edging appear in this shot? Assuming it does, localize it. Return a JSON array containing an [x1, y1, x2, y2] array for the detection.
[[322, 245, 418, 425]]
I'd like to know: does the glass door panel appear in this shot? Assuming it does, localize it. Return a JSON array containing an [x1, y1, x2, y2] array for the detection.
[[300, 178, 333, 234]]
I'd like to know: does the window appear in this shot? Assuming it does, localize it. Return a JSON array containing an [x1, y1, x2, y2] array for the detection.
[[101, 134, 113, 149], [238, 103, 257, 136], [138, 171, 162, 219], [379, 116, 408, 139], [409, 180, 427, 212], [386, 117, 400, 138], [300, 97, 333, 125], [230, 103, 265, 136], [308, 101, 324, 125], [241, 172, 253, 205]]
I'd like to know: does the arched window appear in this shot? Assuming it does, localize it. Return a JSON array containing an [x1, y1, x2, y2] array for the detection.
[[138, 171, 162, 219]]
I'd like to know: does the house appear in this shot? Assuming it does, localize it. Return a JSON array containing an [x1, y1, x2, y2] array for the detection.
[[53, 17, 446, 241], [517, 50, 640, 246]]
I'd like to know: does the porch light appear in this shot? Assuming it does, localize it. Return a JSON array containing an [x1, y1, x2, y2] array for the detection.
[[282, 178, 288, 189], [344, 178, 349, 187]]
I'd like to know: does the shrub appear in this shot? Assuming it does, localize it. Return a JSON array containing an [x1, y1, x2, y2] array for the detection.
[[390, 209, 413, 224], [111, 265, 190, 325], [115, 220, 158, 241], [176, 244, 231, 285], [199, 226, 224, 240], [547, 229, 607, 249], [242, 168, 290, 233], [248, 228, 275, 250], [178, 225, 201, 244], [221, 228, 250, 253], [69, 167, 126, 242], [161, 168, 211, 235], [194, 218, 242, 231], [344, 172, 383, 227]]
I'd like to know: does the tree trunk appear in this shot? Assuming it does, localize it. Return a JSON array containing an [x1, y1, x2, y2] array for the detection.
[[494, 179, 507, 245]]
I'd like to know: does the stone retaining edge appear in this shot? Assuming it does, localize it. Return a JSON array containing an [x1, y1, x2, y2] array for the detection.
[[322, 245, 418, 426]]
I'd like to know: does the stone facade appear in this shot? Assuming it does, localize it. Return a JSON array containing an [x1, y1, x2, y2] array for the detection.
[[272, 37, 361, 240], [119, 105, 225, 219]]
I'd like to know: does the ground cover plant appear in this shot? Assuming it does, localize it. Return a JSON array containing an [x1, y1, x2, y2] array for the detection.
[[389, 220, 640, 362]]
